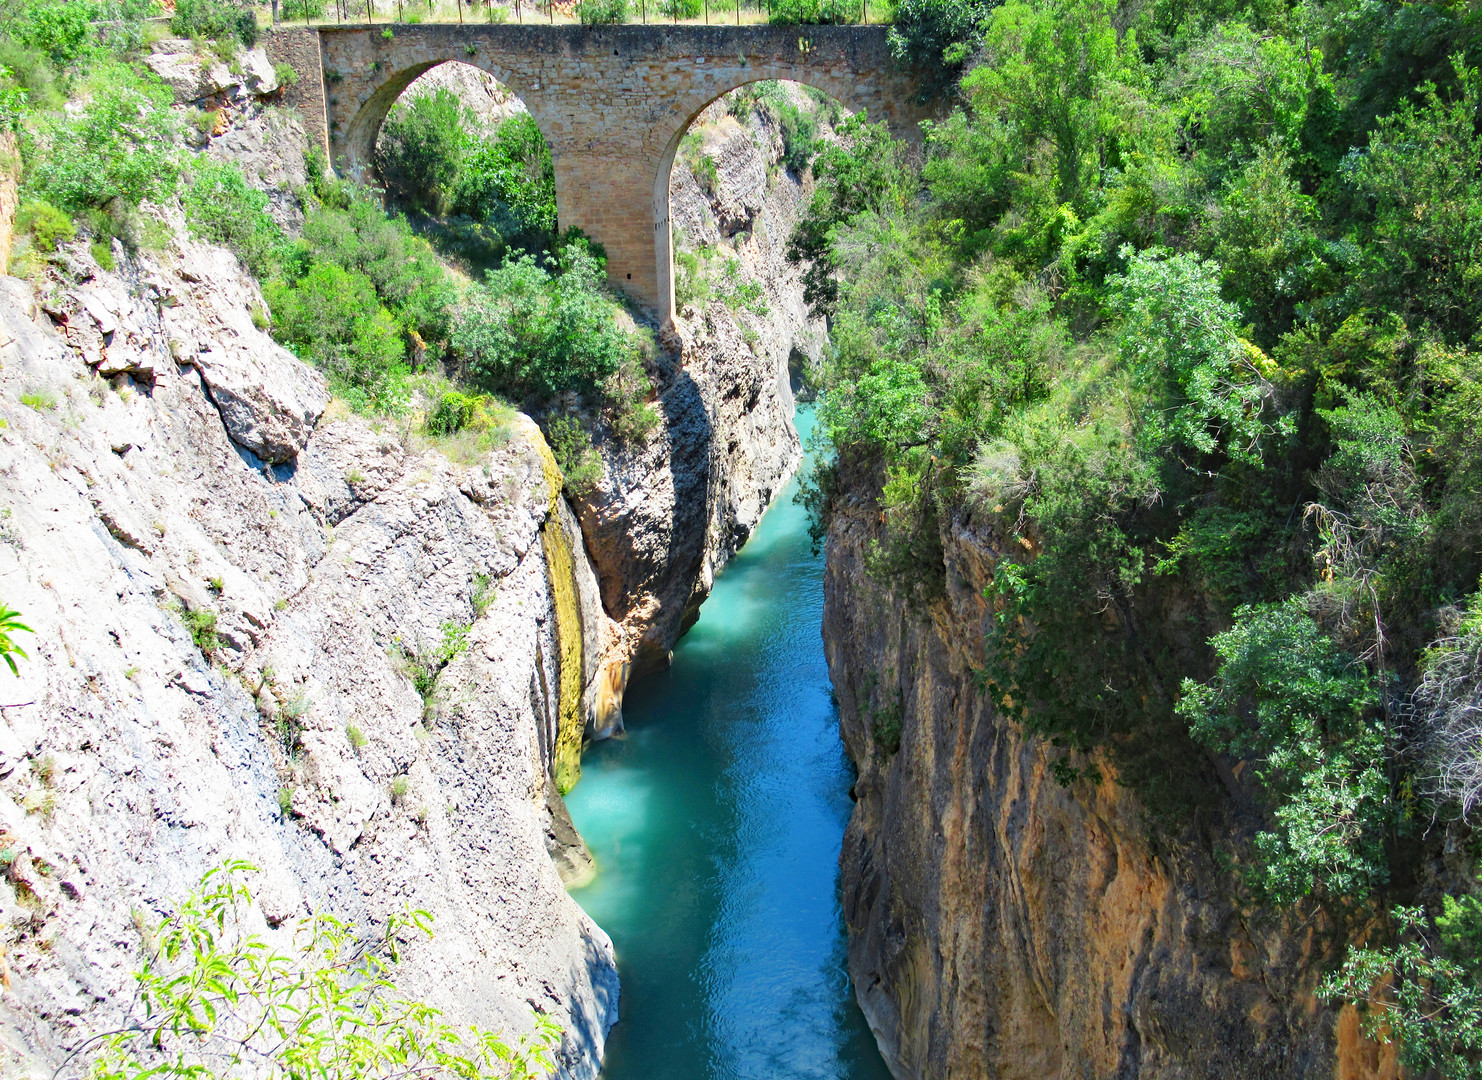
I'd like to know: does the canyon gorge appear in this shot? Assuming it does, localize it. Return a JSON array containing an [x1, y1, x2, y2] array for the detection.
[[0, 15, 1455, 1080]]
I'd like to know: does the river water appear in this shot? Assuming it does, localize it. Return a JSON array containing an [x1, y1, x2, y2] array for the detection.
[[565, 406, 891, 1080]]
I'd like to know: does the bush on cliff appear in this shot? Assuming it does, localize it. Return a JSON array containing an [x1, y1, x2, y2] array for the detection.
[[768, 0, 862, 25], [85, 861, 560, 1080], [794, 0, 1482, 1007], [183, 158, 284, 279], [21, 61, 178, 214], [451, 240, 636, 402], [169, 0, 259, 47], [266, 262, 410, 413], [374, 87, 470, 216], [577, 0, 629, 24], [373, 89, 558, 266]]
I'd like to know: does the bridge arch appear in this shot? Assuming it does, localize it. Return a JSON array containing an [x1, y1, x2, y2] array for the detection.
[[651, 76, 861, 326], [295, 24, 931, 324], [339, 58, 551, 182]]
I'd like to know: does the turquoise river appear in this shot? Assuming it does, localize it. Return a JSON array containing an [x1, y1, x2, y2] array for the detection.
[[565, 406, 892, 1080]]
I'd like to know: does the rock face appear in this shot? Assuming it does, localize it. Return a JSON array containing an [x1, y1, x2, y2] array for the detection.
[[821, 483, 1394, 1079], [0, 235, 615, 1078], [400, 61, 530, 128]]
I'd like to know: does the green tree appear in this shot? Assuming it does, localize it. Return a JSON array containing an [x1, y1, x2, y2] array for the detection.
[[1325, 895, 1482, 1079], [22, 62, 178, 213], [169, 0, 258, 46], [1110, 247, 1284, 467], [375, 88, 472, 216], [1178, 602, 1390, 905], [183, 158, 284, 279], [1341, 62, 1482, 344], [265, 262, 409, 413], [79, 861, 559, 1080], [1210, 141, 1327, 346], [6, 0, 99, 68], [452, 244, 634, 401], [960, 0, 1126, 210], [786, 115, 908, 318], [454, 113, 557, 252], [887, 0, 995, 89]]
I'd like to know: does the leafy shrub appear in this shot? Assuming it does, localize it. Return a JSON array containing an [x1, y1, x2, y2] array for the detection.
[[1110, 248, 1286, 467], [374, 88, 470, 216], [768, 0, 859, 23], [265, 263, 409, 413], [8, 0, 100, 68], [887, 0, 994, 79], [0, 604, 32, 676], [694, 152, 719, 196], [0, 65, 28, 131], [23, 62, 179, 213], [1325, 894, 1482, 1078], [673, 245, 711, 314], [777, 101, 819, 173], [184, 607, 220, 656], [715, 257, 769, 316], [14, 199, 73, 251], [88, 862, 559, 1080], [658, 0, 700, 16], [577, 0, 628, 22], [544, 415, 602, 496], [1178, 602, 1390, 905], [170, 0, 259, 46], [453, 113, 558, 255], [399, 621, 471, 706], [183, 158, 284, 278], [452, 243, 636, 402], [426, 388, 481, 436], [872, 698, 904, 755], [279, 0, 324, 18], [424, 387, 510, 442], [299, 192, 457, 348]]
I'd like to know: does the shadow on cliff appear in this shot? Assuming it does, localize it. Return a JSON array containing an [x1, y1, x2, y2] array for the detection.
[[656, 367, 714, 653]]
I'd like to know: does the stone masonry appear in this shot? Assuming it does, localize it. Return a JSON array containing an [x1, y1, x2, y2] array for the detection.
[[265, 25, 930, 322]]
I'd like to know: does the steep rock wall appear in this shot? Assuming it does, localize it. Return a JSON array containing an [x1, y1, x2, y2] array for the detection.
[[822, 486, 1394, 1080], [0, 232, 616, 1078]]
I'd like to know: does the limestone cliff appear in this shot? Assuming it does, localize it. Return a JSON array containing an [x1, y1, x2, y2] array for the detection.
[[0, 49, 826, 1077], [822, 477, 1396, 1079], [0, 226, 618, 1077]]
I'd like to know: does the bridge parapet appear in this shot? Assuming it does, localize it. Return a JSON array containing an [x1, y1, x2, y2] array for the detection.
[[267, 24, 931, 323]]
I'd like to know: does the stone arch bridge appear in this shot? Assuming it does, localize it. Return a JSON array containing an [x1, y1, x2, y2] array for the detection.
[[266, 24, 929, 324]]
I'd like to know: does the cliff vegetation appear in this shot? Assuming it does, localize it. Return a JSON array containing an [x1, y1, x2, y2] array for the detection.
[[800, 0, 1482, 1070]]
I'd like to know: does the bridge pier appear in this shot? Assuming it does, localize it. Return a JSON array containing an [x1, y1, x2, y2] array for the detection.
[[268, 25, 931, 325]]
